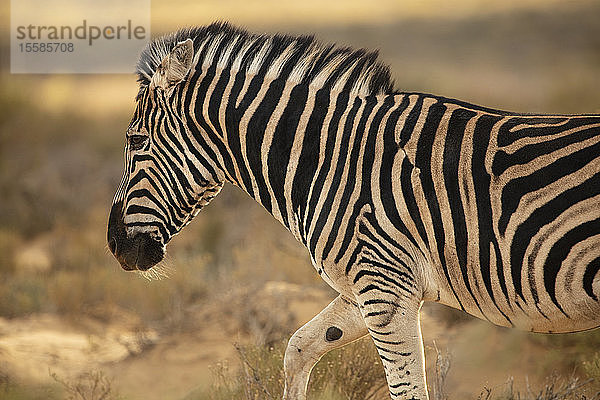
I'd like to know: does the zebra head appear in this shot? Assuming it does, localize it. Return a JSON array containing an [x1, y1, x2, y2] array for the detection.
[[107, 37, 224, 272]]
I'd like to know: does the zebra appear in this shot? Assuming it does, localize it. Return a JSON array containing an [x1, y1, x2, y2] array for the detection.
[[107, 22, 600, 399]]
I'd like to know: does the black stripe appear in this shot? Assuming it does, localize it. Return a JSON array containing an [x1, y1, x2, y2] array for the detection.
[[500, 140, 600, 236], [511, 171, 600, 303], [139, 166, 188, 220], [443, 108, 484, 315], [267, 84, 309, 227], [189, 42, 237, 178], [399, 157, 428, 250], [359, 284, 398, 297], [358, 219, 413, 269], [310, 96, 362, 255], [496, 117, 590, 147], [492, 123, 600, 176], [125, 221, 170, 240], [180, 41, 223, 180], [126, 186, 181, 229], [208, 63, 232, 140], [414, 101, 466, 310], [398, 96, 423, 147], [471, 114, 514, 321], [305, 91, 352, 253], [291, 88, 331, 244], [379, 108, 420, 251], [544, 217, 600, 313], [246, 78, 288, 213], [125, 204, 170, 229], [323, 96, 377, 260], [334, 95, 395, 262], [224, 59, 261, 195], [358, 257, 416, 293], [353, 269, 413, 294], [583, 256, 600, 301]]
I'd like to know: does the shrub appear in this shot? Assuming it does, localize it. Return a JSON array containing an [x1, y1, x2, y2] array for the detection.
[[50, 370, 120, 400], [189, 337, 387, 400], [478, 374, 597, 400], [0, 372, 61, 400]]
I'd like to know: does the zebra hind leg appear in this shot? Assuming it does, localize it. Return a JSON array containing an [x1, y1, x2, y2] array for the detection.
[[282, 294, 367, 400]]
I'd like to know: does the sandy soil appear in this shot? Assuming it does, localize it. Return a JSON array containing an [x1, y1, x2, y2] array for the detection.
[[0, 283, 560, 400]]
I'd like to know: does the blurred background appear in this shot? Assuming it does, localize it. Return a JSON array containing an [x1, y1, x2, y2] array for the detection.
[[1, 0, 600, 399]]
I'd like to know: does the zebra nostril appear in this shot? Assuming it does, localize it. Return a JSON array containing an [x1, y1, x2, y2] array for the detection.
[[108, 237, 117, 254]]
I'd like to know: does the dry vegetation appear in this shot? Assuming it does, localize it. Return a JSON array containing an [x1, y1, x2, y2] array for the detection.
[[1, 1, 600, 399], [197, 338, 388, 400]]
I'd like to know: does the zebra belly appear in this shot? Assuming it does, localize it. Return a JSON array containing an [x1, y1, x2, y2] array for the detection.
[[502, 232, 600, 334], [436, 218, 600, 333]]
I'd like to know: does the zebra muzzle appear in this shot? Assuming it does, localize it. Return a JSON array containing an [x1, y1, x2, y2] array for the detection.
[[107, 201, 165, 271]]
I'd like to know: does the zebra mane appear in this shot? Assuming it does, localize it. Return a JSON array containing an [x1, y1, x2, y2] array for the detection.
[[135, 22, 395, 99]]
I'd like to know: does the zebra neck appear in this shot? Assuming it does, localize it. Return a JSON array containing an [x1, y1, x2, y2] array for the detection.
[[208, 84, 408, 248]]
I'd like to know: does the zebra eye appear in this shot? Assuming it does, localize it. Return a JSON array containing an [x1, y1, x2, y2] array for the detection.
[[128, 135, 147, 150]]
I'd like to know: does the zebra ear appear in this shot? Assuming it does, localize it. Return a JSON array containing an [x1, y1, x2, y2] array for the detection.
[[150, 39, 194, 91]]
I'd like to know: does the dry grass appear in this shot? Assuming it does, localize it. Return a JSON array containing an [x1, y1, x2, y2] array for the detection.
[[476, 375, 598, 400], [421, 348, 600, 400], [50, 370, 119, 400], [432, 342, 451, 400], [0, 372, 61, 400], [190, 337, 386, 400], [307, 337, 387, 400], [191, 339, 600, 400]]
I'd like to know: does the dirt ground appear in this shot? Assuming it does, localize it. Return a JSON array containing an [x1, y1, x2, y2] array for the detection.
[[0, 282, 563, 400]]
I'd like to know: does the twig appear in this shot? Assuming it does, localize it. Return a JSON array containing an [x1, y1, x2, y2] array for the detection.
[[433, 340, 451, 400], [234, 343, 275, 400]]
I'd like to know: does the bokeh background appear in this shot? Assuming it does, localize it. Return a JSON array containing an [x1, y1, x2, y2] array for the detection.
[[1, 1, 600, 399]]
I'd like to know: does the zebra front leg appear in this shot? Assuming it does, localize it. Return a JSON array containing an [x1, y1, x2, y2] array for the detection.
[[283, 294, 367, 400], [357, 294, 428, 400]]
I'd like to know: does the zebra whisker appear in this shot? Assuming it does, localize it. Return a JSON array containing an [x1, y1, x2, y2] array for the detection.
[[136, 261, 174, 281]]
